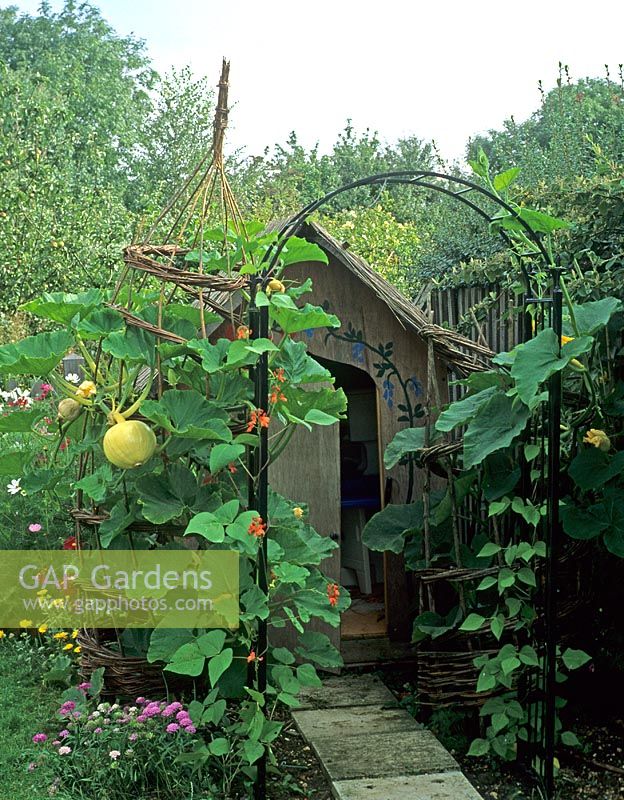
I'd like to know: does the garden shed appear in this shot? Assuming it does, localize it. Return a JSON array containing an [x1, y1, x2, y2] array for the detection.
[[213, 221, 492, 662]]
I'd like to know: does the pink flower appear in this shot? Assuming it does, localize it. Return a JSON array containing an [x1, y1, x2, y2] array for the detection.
[[94, 727, 103, 734], [28, 762, 38, 772], [128, 733, 138, 742], [28, 523, 42, 533], [58, 746, 71, 755], [161, 705, 176, 718], [78, 682, 91, 691], [136, 715, 147, 723], [185, 725, 197, 734], [135, 697, 147, 705], [165, 723, 179, 733], [179, 716, 193, 728], [32, 733, 47, 744], [59, 730, 69, 739], [176, 710, 190, 722]]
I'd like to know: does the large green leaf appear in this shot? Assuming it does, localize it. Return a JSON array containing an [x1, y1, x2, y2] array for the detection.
[[0, 330, 73, 375], [463, 393, 530, 469], [483, 452, 521, 501], [141, 390, 232, 442], [435, 387, 499, 433], [271, 303, 340, 335], [0, 408, 46, 432], [208, 649, 233, 687], [562, 648, 591, 670], [384, 426, 436, 469], [270, 525, 336, 566], [74, 464, 114, 503], [570, 297, 622, 336], [280, 386, 346, 427], [101, 326, 157, 366], [75, 308, 125, 339], [273, 337, 331, 384], [511, 329, 592, 405], [163, 641, 206, 676], [0, 450, 32, 474], [147, 628, 195, 663], [569, 448, 624, 490], [600, 490, 624, 558], [433, 471, 476, 526], [362, 503, 423, 553], [187, 338, 230, 374], [493, 167, 520, 192], [98, 499, 139, 548], [496, 207, 571, 235], [209, 443, 245, 473], [184, 500, 240, 543], [197, 630, 227, 658], [280, 236, 329, 267], [561, 503, 608, 540], [294, 631, 343, 669], [136, 464, 198, 524], [20, 289, 104, 324]]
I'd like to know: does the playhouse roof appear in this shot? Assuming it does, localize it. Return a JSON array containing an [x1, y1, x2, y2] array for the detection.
[[282, 220, 493, 375]]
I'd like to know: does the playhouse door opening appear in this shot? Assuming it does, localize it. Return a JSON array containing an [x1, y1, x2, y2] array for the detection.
[[317, 357, 386, 639]]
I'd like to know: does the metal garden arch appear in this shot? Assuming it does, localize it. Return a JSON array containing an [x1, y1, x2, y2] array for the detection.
[[250, 171, 564, 799]]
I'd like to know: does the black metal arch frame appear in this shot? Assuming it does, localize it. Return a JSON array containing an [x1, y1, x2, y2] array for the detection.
[[249, 171, 563, 799]]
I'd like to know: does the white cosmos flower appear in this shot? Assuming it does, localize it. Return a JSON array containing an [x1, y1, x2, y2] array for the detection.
[[6, 479, 22, 495], [65, 373, 80, 384]]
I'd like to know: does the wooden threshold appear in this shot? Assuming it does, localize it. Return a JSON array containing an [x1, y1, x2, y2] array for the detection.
[[341, 635, 417, 666]]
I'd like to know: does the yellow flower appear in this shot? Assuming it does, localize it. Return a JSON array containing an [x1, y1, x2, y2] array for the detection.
[[0, 630, 5, 639], [561, 335, 575, 345], [38, 624, 48, 634], [71, 629, 79, 639], [36, 588, 48, 597], [74, 646, 81, 654], [266, 278, 285, 295], [19, 619, 32, 628], [583, 428, 611, 452], [75, 380, 96, 399], [293, 507, 304, 519], [63, 643, 74, 651], [53, 631, 68, 640]]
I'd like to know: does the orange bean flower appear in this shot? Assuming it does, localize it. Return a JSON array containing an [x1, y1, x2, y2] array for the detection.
[[327, 583, 340, 607], [246, 408, 270, 432], [247, 516, 267, 538]]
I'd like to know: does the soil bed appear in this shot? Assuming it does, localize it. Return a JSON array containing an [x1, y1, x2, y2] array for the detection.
[[269, 710, 333, 800], [379, 665, 624, 800]]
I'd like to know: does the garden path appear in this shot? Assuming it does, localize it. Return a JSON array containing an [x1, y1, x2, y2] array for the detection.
[[293, 673, 483, 800]]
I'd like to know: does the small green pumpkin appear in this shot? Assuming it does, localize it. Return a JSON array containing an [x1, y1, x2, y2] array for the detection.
[[103, 413, 156, 469]]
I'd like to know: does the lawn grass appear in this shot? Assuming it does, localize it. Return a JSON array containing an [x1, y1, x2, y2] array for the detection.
[[0, 636, 65, 799]]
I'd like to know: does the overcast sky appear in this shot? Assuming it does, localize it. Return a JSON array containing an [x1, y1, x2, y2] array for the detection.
[[7, 0, 624, 164]]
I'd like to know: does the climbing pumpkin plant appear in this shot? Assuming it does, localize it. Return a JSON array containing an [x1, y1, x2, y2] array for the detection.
[[0, 221, 350, 794]]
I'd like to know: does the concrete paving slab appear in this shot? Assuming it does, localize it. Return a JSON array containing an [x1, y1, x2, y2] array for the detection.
[[310, 729, 458, 781], [298, 673, 398, 710], [293, 705, 422, 741], [333, 771, 483, 800]]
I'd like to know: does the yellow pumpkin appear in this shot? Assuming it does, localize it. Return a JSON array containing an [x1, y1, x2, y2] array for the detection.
[[103, 414, 156, 469]]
